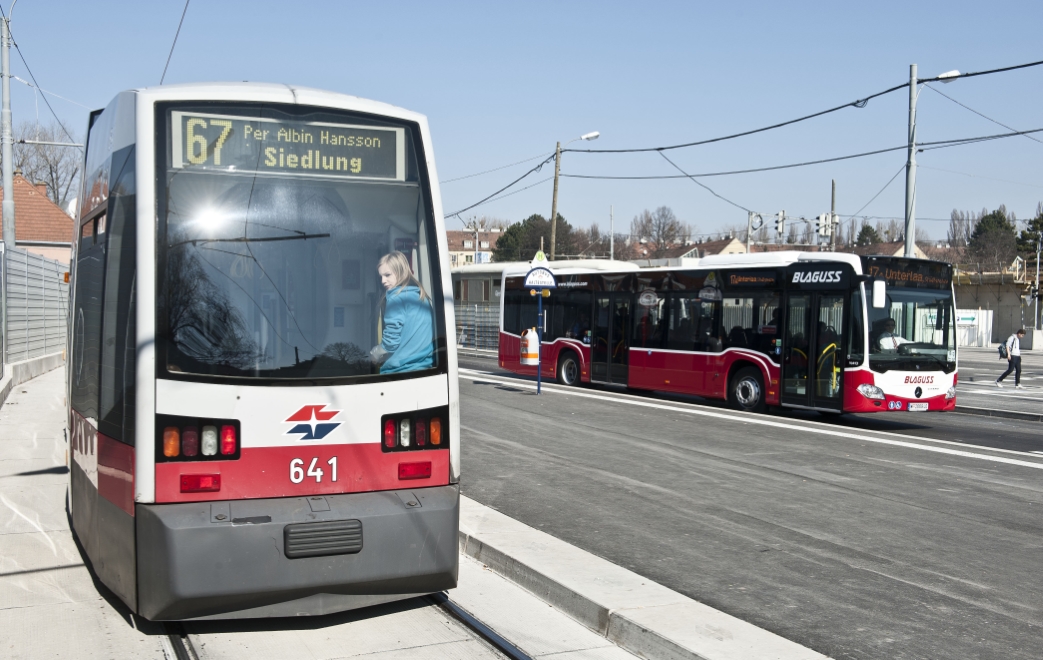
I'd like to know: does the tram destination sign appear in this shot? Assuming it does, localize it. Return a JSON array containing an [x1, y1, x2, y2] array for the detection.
[[170, 111, 406, 181]]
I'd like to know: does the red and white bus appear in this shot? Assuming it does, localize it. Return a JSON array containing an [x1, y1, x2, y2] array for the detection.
[[499, 252, 957, 415], [68, 83, 459, 620]]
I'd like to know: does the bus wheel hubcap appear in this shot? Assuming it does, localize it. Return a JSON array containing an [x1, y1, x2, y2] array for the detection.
[[736, 378, 760, 407], [564, 360, 578, 383]]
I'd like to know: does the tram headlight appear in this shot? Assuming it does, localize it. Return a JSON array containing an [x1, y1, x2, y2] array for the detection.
[[945, 386, 956, 400], [201, 425, 219, 456], [856, 383, 886, 400]]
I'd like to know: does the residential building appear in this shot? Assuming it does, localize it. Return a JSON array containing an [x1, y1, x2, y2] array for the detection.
[[0, 174, 74, 264], [446, 229, 500, 267]]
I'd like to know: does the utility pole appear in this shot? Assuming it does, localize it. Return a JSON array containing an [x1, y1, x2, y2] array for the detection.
[[609, 205, 614, 260], [904, 63, 917, 259], [549, 141, 561, 261], [830, 179, 837, 252], [1036, 231, 1041, 330], [1, 13, 14, 248]]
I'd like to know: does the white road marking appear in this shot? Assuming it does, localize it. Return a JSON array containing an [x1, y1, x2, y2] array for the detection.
[[460, 368, 1043, 471]]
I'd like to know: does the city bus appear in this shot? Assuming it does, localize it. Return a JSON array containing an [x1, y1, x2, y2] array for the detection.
[[499, 252, 957, 415], [67, 83, 459, 620]]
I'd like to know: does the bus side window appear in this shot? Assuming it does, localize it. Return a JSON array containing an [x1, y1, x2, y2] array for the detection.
[[847, 289, 865, 366]]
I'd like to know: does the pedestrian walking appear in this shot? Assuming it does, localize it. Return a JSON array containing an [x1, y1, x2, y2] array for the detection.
[[995, 328, 1026, 389]]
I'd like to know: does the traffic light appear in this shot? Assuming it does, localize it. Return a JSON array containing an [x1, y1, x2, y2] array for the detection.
[[817, 214, 831, 237], [774, 211, 786, 236]]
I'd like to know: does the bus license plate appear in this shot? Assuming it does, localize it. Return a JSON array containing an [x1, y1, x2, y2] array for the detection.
[[907, 402, 928, 411]]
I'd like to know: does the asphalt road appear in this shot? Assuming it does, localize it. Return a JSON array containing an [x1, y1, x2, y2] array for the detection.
[[457, 357, 1043, 660], [955, 347, 1043, 415]]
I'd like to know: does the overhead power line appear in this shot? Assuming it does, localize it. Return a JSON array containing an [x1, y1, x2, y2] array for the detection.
[[444, 154, 555, 219], [657, 152, 752, 214], [566, 57, 1043, 155], [560, 126, 1043, 180], [160, 0, 191, 85], [849, 164, 906, 219], [925, 83, 1043, 146], [0, 7, 77, 143], [440, 152, 553, 184]]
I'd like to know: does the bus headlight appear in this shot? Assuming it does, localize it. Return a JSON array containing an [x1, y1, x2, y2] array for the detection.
[[945, 386, 956, 400], [856, 383, 886, 400]]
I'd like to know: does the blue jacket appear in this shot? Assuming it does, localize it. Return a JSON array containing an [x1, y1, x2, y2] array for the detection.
[[381, 285, 435, 374]]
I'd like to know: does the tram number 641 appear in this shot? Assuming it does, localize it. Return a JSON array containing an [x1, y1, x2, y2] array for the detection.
[[290, 457, 338, 484]]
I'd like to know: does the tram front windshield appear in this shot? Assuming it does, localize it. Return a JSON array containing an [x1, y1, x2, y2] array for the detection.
[[866, 286, 955, 373], [158, 104, 443, 380]]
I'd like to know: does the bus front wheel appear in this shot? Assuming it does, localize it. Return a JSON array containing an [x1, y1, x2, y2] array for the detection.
[[557, 352, 581, 386], [729, 367, 766, 413]]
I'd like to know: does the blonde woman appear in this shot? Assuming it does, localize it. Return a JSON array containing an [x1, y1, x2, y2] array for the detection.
[[370, 251, 435, 373]]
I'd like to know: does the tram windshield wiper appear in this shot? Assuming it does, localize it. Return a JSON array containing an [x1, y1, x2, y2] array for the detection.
[[170, 232, 331, 248]]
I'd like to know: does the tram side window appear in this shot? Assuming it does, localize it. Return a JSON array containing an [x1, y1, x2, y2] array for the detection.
[[71, 214, 107, 424], [98, 147, 136, 445]]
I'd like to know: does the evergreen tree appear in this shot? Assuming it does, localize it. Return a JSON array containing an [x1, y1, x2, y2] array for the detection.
[[491, 213, 577, 262], [968, 205, 1018, 271], [1016, 202, 1043, 255], [855, 222, 882, 246]]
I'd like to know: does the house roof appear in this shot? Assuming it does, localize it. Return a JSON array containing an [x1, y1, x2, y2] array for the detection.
[[0, 175, 74, 244], [445, 229, 502, 252]]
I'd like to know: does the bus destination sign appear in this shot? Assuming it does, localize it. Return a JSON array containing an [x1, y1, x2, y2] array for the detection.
[[863, 258, 951, 289], [171, 111, 406, 181]]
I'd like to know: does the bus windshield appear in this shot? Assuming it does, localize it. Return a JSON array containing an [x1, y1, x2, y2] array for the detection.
[[157, 104, 443, 380], [866, 286, 955, 373]]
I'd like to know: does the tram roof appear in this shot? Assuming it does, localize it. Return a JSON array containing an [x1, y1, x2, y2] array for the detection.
[[452, 259, 641, 278], [124, 82, 426, 124]]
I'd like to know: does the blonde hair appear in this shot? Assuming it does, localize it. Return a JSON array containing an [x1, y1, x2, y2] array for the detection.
[[379, 251, 429, 301]]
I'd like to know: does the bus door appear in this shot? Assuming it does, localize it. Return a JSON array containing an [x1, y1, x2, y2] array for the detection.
[[781, 267, 848, 411], [591, 292, 630, 384]]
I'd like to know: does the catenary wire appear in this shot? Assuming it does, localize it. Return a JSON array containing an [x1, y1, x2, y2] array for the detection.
[[924, 83, 1043, 146], [0, 8, 77, 142], [657, 151, 753, 214], [440, 152, 553, 184], [848, 164, 906, 219], [444, 154, 555, 219], [12, 76, 90, 109], [917, 165, 1043, 190], [160, 0, 191, 85]]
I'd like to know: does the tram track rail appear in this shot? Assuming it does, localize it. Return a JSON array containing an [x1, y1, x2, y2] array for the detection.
[[159, 594, 532, 660]]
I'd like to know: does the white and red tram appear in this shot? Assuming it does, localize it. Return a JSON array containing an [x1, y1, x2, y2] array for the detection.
[[68, 83, 459, 620]]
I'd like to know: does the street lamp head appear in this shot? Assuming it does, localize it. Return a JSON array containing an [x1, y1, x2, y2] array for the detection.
[[936, 70, 961, 83], [580, 131, 600, 141]]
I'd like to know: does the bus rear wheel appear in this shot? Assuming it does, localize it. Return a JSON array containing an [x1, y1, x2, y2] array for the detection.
[[557, 351, 581, 386], [729, 367, 766, 413]]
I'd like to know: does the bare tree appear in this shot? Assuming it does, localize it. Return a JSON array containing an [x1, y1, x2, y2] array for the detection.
[[462, 215, 510, 232], [9, 122, 81, 208], [947, 209, 979, 248], [579, 222, 632, 259], [630, 206, 688, 258]]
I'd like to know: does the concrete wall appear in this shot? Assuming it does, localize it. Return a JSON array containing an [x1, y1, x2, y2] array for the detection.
[[954, 281, 1036, 348], [0, 352, 65, 408]]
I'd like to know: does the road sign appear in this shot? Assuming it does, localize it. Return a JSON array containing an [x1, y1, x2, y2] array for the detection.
[[524, 267, 557, 289]]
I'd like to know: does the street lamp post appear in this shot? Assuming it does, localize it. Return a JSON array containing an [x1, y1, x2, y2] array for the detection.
[[904, 65, 960, 258], [549, 131, 599, 260]]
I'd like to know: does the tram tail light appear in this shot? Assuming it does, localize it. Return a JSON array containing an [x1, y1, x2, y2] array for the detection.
[[156, 416, 240, 463], [182, 427, 199, 457], [400, 419, 411, 447], [163, 427, 180, 457], [380, 407, 448, 452], [220, 425, 237, 455], [398, 461, 432, 480], [201, 426, 218, 456], [180, 474, 221, 493]]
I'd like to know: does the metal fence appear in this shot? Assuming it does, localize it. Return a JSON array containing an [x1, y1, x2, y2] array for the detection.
[[4, 247, 69, 363], [454, 301, 500, 352]]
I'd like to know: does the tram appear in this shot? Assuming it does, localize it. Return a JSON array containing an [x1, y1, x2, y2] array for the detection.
[[499, 252, 958, 415], [68, 83, 459, 620]]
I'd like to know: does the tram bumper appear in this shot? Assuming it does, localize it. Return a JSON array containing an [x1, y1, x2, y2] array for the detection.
[[136, 485, 459, 620]]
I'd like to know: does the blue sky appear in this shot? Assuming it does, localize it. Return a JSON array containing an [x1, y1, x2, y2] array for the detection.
[[7, 1, 1043, 240]]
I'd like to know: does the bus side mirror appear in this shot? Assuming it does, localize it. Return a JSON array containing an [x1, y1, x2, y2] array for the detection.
[[872, 280, 887, 308]]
